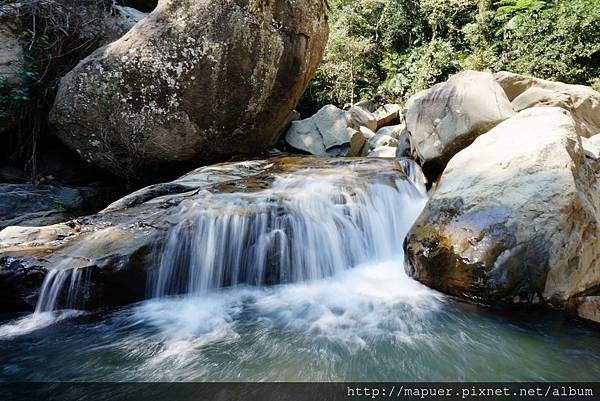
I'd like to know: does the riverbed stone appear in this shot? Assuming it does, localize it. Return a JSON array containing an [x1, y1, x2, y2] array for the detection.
[[406, 107, 600, 307], [376, 124, 404, 140], [368, 146, 397, 158], [568, 296, 600, 325], [285, 105, 371, 157], [50, 0, 329, 180], [373, 104, 401, 128], [494, 71, 600, 138], [0, 183, 116, 230], [368, 133, 398, 150], [404, 70, 515, 174]]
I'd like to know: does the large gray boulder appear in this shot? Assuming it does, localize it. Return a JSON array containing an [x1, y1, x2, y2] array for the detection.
[[494, 71, 600, 138], [0, 8, 23, 88], [50, 0, 329, 179], [406, 107, 600, 310], [0, 4, 24, 134], [284, 105, 372, 157], [404, 71, 515, 172], [0, 181, 116, 230]]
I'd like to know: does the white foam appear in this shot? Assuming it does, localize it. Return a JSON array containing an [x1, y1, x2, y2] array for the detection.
[[129, 257, 443, 365], [0, 310, 85, 340]]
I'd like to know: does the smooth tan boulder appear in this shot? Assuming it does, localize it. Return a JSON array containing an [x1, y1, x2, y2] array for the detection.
[[494, 71, 600, 137], [406, 107, 600, 307], [404, 71, 515, 172], [50, 0, 329, 179], [568, 296, 600, 325]]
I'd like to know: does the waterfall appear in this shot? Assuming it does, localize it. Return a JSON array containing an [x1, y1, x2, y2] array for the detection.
[[33, 236, 102, 314], [32, 158, 428, 312], [34, 257, 92, 314], [152, 160, 428, 297]]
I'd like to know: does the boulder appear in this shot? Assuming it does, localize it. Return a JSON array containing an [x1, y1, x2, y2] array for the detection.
[[50, 0, 329, 180], [368, 146, 397, 158], [373, 104, 401, 128], [354, 99, 378, 113], [100, 5, 148, 45], [406, 107, 600, 307], [368, 133, 398, 150], [359, 126, 376, 140], [0, 184, 82, 230], [376, 124, 405, 140], [0, 4, 23, 134], [0, 8, 23, 88], [0, 183, 115, 230], [494, 71, 600, 138], [568, 296, 600, 326], [285, 105, 370, 157], [0, 156, 411, 313], [355, 100, 401, 128], [272, 110, 301, 146], [396, 128, 412, 159], [347, 106, 378, 132], [404, 70, 515, 173], [0, 2, 148, 137]]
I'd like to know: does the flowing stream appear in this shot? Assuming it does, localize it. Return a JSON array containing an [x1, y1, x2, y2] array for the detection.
[[1, 159, 600, 382]]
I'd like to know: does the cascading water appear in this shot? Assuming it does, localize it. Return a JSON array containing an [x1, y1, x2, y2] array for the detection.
[[32, 234, 107, 315], [35, 267, 89, 313], [152, 161, 427, 297], [4, 158, 600, 382], [32, 158, 428, 313]]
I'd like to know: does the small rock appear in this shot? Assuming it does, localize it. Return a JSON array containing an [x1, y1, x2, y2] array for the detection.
[[373, 104, 401, 128], [368, 146, 397, 158], [376, 124, 405, 140], [368, 134, 398, 150]]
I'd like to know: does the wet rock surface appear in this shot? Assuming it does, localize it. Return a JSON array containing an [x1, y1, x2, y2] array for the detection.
[[0, 156, 414, 313], [406, 107, 600, 308]]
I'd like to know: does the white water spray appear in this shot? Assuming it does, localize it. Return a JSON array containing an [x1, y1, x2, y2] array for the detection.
[[29, 158, 428, 314], [152, 161, 427, 297]]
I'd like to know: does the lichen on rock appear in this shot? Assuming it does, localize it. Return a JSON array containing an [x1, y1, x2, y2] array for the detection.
[[50, 0, 329, 180]]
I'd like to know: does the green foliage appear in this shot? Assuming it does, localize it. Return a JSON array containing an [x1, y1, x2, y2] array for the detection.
[[52, 201, 68, 211], [381, 39, 463, 100], [494, 0, 546, 11], [305, 0, 600, 110]]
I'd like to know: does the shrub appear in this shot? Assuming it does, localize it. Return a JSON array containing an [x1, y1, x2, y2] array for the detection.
[[303, 0, 600, 110]]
